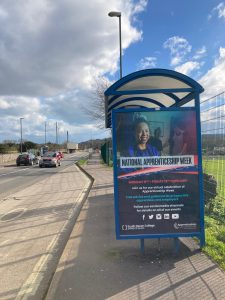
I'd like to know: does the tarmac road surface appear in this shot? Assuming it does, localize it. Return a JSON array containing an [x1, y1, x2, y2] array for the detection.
[[0, 152, 89, 200]]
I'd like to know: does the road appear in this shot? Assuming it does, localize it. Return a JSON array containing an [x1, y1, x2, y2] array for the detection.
[[0, 151, 92, 300], [0, 152, 89, 200]]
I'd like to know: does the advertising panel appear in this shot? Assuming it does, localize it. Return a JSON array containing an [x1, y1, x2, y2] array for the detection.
[[112, 108, 203, 238]]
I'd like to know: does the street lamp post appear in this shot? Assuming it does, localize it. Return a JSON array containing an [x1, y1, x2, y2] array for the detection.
[[108, 11, 122, 79], [45, 121, 47, 145], [20, 117, 24, 153], [56, 122, 58, 145]]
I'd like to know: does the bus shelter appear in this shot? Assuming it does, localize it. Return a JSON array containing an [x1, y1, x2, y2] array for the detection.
[[104, 68, 205, 251]]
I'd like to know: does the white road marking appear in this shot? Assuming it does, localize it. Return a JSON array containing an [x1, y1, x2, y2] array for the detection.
[[0, 168, 28, 177]]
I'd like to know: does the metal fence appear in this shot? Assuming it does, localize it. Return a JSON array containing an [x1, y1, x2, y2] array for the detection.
[[201, 91, 225, 219], [101, 141, 113, 165]]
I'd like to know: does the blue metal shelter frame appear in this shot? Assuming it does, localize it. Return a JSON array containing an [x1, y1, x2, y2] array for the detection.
[[104, 68, 205, 250]]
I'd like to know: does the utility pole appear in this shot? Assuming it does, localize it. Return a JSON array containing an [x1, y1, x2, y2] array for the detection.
[[67, 130, 69, 153], [56, 122, 58, 145], [45, 121, 47, 145], [20, 117, 24, 153]]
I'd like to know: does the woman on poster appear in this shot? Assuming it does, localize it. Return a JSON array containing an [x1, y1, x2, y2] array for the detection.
[[127, 117, 159, 157]]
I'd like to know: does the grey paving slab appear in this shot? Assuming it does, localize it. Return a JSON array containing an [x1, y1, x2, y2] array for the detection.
[[46, 153, 225, 300], [0, 163, 91, 300]]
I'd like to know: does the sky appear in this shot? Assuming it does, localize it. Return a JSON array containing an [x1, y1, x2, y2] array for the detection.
[[0, 0, 225, 144]]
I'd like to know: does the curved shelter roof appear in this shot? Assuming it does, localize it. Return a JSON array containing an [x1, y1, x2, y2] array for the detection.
[[104, 68, 204, 128]]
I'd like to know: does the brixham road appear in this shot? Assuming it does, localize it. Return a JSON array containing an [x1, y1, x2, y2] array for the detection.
[[0, 152, 92, 300], [0, 152, 89, 200]]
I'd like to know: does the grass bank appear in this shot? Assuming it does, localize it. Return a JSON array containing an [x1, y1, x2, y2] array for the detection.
[[202, 157, 225, 270], [203, 216, 225, 270]]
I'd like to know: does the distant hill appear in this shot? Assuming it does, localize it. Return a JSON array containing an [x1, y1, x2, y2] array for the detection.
[[78, 134, 225, 153], [202, 133, 225, 153], [78, 138, 111, 150]]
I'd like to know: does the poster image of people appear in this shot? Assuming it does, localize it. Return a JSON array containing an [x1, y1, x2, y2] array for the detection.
[[112, 108, 202, 238]]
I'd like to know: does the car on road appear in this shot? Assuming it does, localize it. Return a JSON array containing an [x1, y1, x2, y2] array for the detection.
[[39, 151, 61, 168], [16, 153, 38, 166], [58, 151, 64, 159]]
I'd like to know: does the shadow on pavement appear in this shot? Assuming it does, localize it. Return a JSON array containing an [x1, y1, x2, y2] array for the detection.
[[46, 175, 224, 300]]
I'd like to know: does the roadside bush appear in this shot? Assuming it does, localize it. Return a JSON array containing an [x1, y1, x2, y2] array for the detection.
[[0, 143, 18, 153], [217, 228, 225, 243], [211, 199, 225, 222], [0, 144, 8, 154], [203, 173, 217, 212]]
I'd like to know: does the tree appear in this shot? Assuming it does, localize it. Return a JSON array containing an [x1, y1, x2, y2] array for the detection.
[[0, 141, 18, 153], [24, 141, 38, 150], [83, 76, 112, 129], [17, 141, 38, 152], [3, 140, 17, 146], [0, 144, 8, 154]]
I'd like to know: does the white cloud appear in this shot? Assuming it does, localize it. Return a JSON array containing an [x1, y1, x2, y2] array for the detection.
[[137, 56, 157, 69], [0, 0, 147, 143], [210, 2, 225, 19], [0, 6, 8, 19], [44, 89, 91, 125], [0, 98, 10, 109], [163, 36, 192, 66], [175, 61, 202, 76], [215, 46, 225, 63], [200, 47, 225, 99], [131, 0, 147, 14], [193, 46, 207, 60], [171, 56, 183, 66], [0, 96, 41, 117], [0, 0, 146, 97]]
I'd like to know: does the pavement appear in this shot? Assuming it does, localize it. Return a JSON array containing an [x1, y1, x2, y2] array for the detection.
[[46, 153, 225, 300], [0, 160, 15, 168], [0, 158, 91, 300]]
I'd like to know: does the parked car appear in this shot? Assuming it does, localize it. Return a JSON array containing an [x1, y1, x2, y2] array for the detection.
[[39, 152, 61, 168], [16, 153, 38, 166]]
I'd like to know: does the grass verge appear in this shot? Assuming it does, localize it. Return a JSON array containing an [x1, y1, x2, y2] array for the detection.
[[203, 215, 225, 270], [77, 159, 87, 166], [100, 159, 113, 167]]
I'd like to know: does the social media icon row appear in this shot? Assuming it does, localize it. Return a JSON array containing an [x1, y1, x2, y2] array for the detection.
[[143, 213, 180, 220]]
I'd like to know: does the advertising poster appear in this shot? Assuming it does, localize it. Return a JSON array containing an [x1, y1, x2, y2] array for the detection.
[[112, 108, 202, 238]]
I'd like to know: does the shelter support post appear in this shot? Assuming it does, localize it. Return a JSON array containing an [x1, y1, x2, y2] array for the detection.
[[140, 239, 145, 255], [174, 238, 180, 254], [158, 238, 161, 252]]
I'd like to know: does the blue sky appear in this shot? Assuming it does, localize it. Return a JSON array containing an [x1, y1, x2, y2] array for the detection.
[[0, 0, 224, 144], [124, 0, 224, 78]]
